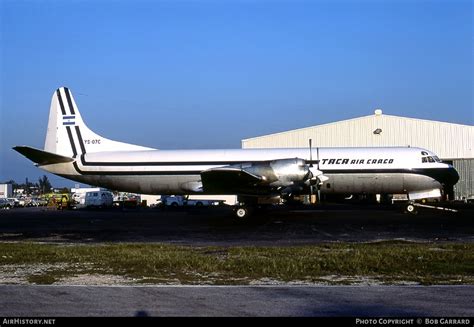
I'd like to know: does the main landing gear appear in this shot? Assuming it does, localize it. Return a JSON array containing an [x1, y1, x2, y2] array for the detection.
[[404, 201, 458, 214], [233, 196, 258, 219], [405, 203, 417, 214], [234, 206, 252, 219]]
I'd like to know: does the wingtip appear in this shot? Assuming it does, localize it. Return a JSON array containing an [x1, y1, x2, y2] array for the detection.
[[12, 145, 34, 156], [12, 145, 25, 152]]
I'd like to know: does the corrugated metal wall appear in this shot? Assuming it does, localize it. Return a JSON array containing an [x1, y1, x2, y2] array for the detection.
[[242, 113, 474, 160], [453, 159, 474, 200]]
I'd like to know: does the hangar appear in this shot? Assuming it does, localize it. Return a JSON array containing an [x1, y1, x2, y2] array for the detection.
[[242, 110, 474, 201]]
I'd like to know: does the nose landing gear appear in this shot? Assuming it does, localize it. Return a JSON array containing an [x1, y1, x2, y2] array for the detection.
[[404, 201, 458, 214]]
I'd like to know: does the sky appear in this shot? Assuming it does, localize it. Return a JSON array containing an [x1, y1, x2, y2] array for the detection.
[[0, 0, 473, 187]]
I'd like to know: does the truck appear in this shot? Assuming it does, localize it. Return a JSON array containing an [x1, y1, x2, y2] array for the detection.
[[42, 193, 72, 210], [113, 193, 141, 208], [161, 195, 224, 207]]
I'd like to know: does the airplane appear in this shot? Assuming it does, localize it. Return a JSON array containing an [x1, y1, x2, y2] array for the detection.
[[14, 87, 459, 218]]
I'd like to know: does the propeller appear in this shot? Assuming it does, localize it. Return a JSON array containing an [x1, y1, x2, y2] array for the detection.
[[307, 138, 329, 204], [308, 139, 316, 203]]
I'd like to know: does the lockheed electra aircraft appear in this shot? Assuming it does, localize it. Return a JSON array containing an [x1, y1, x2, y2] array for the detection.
[[14, 87, 459, 218]]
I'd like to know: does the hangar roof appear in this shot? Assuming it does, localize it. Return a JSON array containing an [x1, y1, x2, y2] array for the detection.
[[242, 112, 473, 159]]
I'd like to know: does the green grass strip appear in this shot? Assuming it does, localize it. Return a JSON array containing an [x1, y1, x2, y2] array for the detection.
[[0, 241, 472, 285]]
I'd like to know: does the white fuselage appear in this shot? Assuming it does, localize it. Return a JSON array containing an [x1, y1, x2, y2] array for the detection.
[[41, 146, 457, 197]]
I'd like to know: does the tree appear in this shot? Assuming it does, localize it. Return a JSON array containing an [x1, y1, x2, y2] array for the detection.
[[38, 175, 52, 194]]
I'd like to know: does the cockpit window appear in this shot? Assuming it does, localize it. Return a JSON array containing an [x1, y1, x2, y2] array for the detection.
[[422, 156, 438, 163], [421, 151, 429, 156]]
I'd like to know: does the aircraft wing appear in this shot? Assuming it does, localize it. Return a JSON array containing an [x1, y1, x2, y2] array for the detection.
[[13, 146, 74, 166], [201, 167, 265, 194]]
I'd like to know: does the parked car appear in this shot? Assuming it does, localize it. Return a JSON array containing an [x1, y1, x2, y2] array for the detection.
[[0, 198, 13, 210], [7, 198, 20, 207], [161, 195, 223, 207], [464, 195, 474, 203]]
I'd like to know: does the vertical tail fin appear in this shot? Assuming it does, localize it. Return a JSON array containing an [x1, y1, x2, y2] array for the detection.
[[44, 87, 154, 157]]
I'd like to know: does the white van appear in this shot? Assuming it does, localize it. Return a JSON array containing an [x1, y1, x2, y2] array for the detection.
[[84, 191, 113, 208]]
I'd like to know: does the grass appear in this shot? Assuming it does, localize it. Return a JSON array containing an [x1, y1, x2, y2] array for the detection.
[[0, 241, 473, 285]]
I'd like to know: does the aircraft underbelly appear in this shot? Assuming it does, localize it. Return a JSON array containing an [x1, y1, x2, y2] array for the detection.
[[321, 173, 440, 194], [61, 172, 442, 196], [402, 173, 442, 192], [63, 174, 201, 195]]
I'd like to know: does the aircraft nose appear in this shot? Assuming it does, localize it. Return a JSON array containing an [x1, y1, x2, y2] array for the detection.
[[443, 166, 460, 186]]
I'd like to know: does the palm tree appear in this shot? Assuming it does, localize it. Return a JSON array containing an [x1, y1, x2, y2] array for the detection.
[[38, 175, 52, 195]]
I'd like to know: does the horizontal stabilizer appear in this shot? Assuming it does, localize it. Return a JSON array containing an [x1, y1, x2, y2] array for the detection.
[[13, 146, 74, 166]]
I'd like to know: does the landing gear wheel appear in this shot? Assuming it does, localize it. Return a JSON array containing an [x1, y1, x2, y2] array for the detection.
[[235, 207, 250, 219], [406, 203, 417, 214]]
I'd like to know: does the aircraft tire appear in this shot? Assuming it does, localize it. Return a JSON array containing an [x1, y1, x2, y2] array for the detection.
[[406, 203, 417, 214], [235, 207, 250, 219]]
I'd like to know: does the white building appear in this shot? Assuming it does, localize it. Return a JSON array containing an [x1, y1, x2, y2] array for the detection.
[[0, 184, 13, 199], [242, 110, 474, 200]]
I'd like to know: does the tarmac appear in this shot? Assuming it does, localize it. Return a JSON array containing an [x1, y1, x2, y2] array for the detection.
[[0, 203, 473, 317], [0, 285, 473, 317], [0, 203, 472, 245]]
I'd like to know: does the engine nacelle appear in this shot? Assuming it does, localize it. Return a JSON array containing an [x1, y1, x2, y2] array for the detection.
[[243, 158, 311, 187], [269, 158, 311, 187]]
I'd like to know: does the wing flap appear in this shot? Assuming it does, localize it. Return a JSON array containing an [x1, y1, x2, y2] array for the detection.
[[13, 146, 74, 166], [201, 167, 264, 193]]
